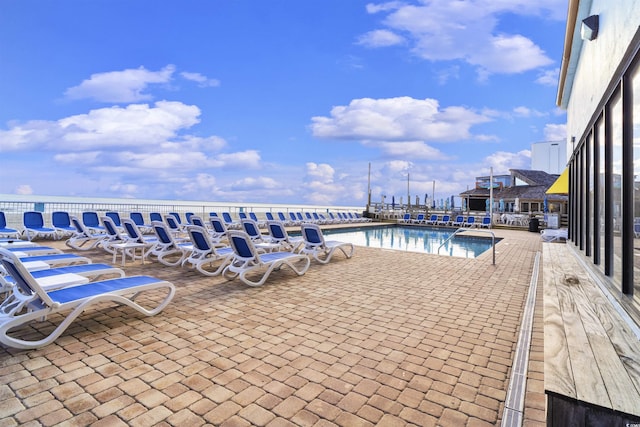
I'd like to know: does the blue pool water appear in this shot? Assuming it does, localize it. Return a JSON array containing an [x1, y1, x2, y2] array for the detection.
[[322, 225, 497, 258]]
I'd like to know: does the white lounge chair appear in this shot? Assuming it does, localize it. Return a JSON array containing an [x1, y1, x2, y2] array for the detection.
[[122, 219, 158, 251], [0, 248, 175, 350], [425, 214, 438, 225], [22, 211, 57, 241], [51, 211, 76, 239], [3, 244, 61, 256], [17, 253, 92, 268], [412, 214, 426, 224], [100, 216, 130, 254], [223, 231, 310, 287], [209, 216, 230, 245], [266, 220, 304, 252], [541, 228, 568, 242], [129, 212, 153, 234], [300, 223, 354, 264], [148, 221, 193, 266], [1, 263, 125, 294], [82, 211, 105, 234], [451, 216, 464, 227], [184, 225, 234, 276], [437, 215, 451, 226], [0, 212, 20, 239], [66, 216, 109, 251], [241, 219, 281, 252]]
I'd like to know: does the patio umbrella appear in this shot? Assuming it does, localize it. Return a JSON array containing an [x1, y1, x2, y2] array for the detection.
[[392, 196, 395, 210], [543, 196, 549, 213], [450, 195, 455, 210], [499, 199, 505, 212]]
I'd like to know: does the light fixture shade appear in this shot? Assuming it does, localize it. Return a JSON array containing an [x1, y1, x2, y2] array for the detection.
[[581, 15, 599, 41]]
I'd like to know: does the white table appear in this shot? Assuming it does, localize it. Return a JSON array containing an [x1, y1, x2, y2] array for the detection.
[[111, 242, 146, 266]]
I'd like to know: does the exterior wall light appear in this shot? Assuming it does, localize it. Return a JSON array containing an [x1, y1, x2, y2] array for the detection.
[[581, 15, 599, 41]]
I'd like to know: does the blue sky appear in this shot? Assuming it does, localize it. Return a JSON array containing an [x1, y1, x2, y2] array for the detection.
[[0, 0, 568, 206]]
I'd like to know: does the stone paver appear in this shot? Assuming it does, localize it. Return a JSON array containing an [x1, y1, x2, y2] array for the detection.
[[0, 226, 545, 425]]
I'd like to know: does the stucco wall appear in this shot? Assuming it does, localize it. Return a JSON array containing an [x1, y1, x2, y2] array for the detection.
[[565, 0, 640, 144]]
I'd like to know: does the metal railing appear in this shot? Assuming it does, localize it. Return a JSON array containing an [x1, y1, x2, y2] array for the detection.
[[438, 227, 496, 265], [0, 196, 364, 230]]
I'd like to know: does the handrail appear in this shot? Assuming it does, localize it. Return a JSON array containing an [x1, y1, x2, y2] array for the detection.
[[438, 227, 496, 265]]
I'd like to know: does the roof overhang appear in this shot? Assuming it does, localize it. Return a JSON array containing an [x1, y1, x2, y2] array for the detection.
[[556, 0, 594, 109]]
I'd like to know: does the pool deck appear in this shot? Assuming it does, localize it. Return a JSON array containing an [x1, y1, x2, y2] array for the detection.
[[0, 225, 546, 426]]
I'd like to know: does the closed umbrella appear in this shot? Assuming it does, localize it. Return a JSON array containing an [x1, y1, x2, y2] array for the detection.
[[392, 196, 395, 210]]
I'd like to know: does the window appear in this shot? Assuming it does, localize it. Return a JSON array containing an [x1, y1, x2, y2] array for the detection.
[[596, 118, 606, 272], [610, 92, 623, 286], [632, 61, 640, 297], [586, 132, 593, 256]]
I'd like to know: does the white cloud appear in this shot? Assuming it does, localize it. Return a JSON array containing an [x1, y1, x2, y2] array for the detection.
[[536, 67, 560, 86], [362, 1, 562, 77], [305, 163, 335, 182], [180, 72, 221, 87], [365, 1, 405, 14], [214, 150, 262, 169], [231, 177, 280, 191], [0, 101, 201, 152], [468, 34, 553, 75], [485, 149, 531, 174], [15, 184, 33, 195], [109, 183, 139, 197], [303, 163, 346, 205], [310, 96, 492, 142], [65, 65, 176, 103], [544, 123, 567, 141], [180, 173, 217, 195], [0, 98, 266, 199], [356, 29, 405, 48], [371, 141, 449, 160], [513, 106, 546, 118], [382, 160, 412, 175]]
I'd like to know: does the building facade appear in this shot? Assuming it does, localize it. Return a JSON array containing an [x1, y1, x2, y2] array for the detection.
[[531, 140, 567, 174], [558, 0, 640, 319]]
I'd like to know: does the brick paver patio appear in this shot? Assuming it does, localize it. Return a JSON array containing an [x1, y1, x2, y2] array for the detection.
[[0, 228, 545, 426]]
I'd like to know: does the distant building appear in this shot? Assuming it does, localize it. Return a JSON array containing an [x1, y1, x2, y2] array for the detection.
[[459, 169, 567, 215], [531, 140, 567, 174]]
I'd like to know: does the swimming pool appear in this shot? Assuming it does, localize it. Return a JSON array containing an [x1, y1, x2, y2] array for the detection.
[[322, 225, 497, 258]]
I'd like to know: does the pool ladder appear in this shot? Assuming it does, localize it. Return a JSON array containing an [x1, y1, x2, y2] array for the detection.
[[437, 227, 496, 265]]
